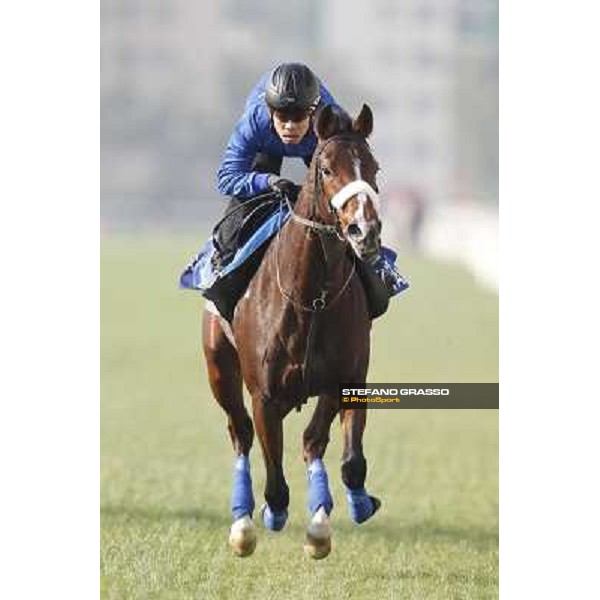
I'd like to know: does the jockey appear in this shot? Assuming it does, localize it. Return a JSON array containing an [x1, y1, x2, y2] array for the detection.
[[213, 62, 408, 298]]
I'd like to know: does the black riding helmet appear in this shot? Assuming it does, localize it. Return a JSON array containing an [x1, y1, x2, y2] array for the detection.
[[265, 63, 321, 112]]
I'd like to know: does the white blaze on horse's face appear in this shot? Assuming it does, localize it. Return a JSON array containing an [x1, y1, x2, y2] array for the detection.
[[330, 152, 381, 262]]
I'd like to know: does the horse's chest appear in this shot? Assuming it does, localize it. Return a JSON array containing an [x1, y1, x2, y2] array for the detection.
[[263, 317, 367, 392]]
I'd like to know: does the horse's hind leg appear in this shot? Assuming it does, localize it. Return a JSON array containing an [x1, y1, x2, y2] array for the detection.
[[302, 393, 338, 559], [202, 310, 253, 455], [251, 396, 289, 532], [340, 407, 381, 524], [202, 309, 256, 556]]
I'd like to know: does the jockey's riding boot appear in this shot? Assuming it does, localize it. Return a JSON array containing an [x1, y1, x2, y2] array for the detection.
[[368, 254, 410, 297]]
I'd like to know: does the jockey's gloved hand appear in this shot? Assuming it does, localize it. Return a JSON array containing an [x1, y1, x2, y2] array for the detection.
[[267, 175, 300, 199]]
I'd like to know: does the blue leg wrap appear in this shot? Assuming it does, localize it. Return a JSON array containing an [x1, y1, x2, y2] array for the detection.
[[261, 504, 288, 531], [231, 455, 255, 520], [345, 486, 378, 524], [307, 458, 334, 516]]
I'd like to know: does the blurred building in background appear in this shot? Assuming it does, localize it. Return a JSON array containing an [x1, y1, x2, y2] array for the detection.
[[101, 0, 498, 287], [323, 0, 497, 201]]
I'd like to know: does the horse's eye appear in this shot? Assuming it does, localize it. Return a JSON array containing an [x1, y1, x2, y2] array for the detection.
[[320, 166, 332, 177]]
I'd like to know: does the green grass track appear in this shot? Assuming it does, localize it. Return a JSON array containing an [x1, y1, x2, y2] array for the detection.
[[101, 235, 498, 599]]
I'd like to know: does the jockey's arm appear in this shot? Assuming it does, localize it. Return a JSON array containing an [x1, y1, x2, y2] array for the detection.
[[216, 107, 271, 199]]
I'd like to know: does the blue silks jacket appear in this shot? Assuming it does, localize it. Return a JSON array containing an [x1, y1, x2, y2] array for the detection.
[[216, 71, 339, 199]]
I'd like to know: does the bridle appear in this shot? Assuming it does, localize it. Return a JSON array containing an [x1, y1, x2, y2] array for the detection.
[[273, 133, 379, 408], [289, 133, 371, 238], [275, 134, 376, 312]]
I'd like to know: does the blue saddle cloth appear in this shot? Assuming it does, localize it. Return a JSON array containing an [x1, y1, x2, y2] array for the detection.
[[180, 198, 405, 321], [179, 200, 291, 321]]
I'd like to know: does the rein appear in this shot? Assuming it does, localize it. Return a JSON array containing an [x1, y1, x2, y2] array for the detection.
[[275, 133, 371, 312], [273, 134, 373, 409], [274, 208, 356, 313], [288, 134, 367, 236]]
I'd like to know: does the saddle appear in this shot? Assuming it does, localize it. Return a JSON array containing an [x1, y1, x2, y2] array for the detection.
[[179, 193, 389, 322]]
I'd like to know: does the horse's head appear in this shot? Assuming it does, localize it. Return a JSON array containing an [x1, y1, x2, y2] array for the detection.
[[312, 104, 381, 262]]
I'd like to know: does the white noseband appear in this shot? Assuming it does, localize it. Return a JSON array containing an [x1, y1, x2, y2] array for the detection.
[[329, 180, 380, 212]]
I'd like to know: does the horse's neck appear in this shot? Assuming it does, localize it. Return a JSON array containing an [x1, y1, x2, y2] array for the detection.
[[277, 189, 349, 300]]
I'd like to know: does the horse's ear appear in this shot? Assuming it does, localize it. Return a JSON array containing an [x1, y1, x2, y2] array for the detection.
[[352, 104, 373, 139], [314, 105, 339, 141]]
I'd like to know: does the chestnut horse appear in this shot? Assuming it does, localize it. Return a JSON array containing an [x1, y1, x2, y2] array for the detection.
[[202, 104, 382, 559]]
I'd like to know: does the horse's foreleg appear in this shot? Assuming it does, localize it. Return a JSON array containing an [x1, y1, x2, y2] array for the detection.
[[251, 396, 289, 531], [202, 310, 256, 556], [303, 393, 338, 516], [303, 393, 339, 464], [302, 393, 338, 559], [340, 407, 381, 524]]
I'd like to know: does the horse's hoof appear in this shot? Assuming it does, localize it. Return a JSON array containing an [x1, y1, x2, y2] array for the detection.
[[260, 503, 288, 531], [304, 533, 331, 560], [229, 515, 257, 557], [304, 506, 331, 560]]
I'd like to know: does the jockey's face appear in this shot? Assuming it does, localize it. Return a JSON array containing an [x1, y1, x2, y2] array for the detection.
[[272, 109, 311, 145]]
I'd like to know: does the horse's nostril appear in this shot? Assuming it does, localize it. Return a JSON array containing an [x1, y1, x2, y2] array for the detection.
[[347, 223, 362, 238]]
